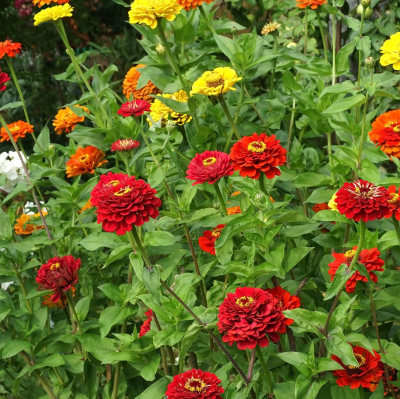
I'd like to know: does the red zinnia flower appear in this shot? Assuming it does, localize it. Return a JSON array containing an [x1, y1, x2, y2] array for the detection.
[[0, 40, 22, 59], [230, 133, 287, 180], [266, 286, 301, 326], [90, 172, 161, 235], [332, 345, 383, 390], [186, 150, 234, 186], [36, 256, 81, 303], [165, 369, 224, 399], [139, 309, 153, 338], [0, 69, 10, 91], [334, 180, 391, 222], [217, 287, 286, 350], [388, 185, 400, 221], [198, 224, 225, 255], [370, 362, 399, 396], [110, 139, 140, 152], [328, 247, 384, 293], [117, 99, 151, 117]]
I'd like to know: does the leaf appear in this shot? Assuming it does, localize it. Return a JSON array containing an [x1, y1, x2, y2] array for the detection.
[[30, 353, 65, 371], [153, 329, 185, 348], [316, 357, 343, 374], [325, 326, 358, 367], [319, 80, 356, 98], [282, 70, 301, 92], [99, 306, 135, 338], [0, 208, 12, 241], [129, 252, 144, 282], [0, 309, 11, 324], [99, 283, 125, 305], [213, 34, 242, 65], [103, 244, 132, 267], [140, 356, 160, 381], [179, 323, 202, 369], [370, 381, 384, 399], [325, 264, 355, 300], [112, 0, 130, 6], [79, 233, 127, 251], [135, 378, 170, 399], [295, 374, 326, 399], [153, 95, 189, 114], [2, 339, 31, 358], [143, 231, 180, 247], [293, 173, 332, 188], [142, 267, 161, 299], [322, 94, 366, 114], [179, 208, 218, 224], [84, 361, 98, 399], [312, 210, 351, 224], [283, 309, 327, 334], [283, 247, 313, 273], [33, 125, 50, 153], [345, 333, 373, 354], [0, 101, 22, 111], [174, 24, 196, 45], [75, 296, 91, 322], [276, 352, 309, 376]]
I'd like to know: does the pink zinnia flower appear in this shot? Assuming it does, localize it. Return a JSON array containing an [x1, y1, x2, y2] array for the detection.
[[111, 139, 140, 152], [117, 99, 151, 117]]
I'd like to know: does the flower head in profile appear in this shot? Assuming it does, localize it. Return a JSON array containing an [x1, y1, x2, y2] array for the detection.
[[227, 206, 241, 215], [14, 212, 47, 235], [122, 65, 160, 102], [295, 0, 327, 9], [332, 345, 383, 390], [42, 287, 75, 309], [328, 247, 384, 293], [128, 0, 182, 29], [111, 139, 140, 153], [139, 309, 153, 338], [266, 286, 300, 326], [0, 40, 22, 59], [334, 180, 391, 222], [66, 146, 107, 178], [186, 150, 234, 186], [53, 105, 89, 135], [380, 32, 400, 70], [230, 133, 287, 180], [165, 369, 224, 399], [34, 3, 74, 25], [90, 172, 161, 235], [176, 0, 213, 10], [217, 287, 286, 350], [199, 224, 226, 255], [117, 99, 151, 117], [261, 22, 281, 35], [79, 199, 92, 213], [0, 69, 10, 91], [388, 185, 400, 220], [33, 0, 69, 7], [0, 121, 33, 143], [36, 256, 81, 302]]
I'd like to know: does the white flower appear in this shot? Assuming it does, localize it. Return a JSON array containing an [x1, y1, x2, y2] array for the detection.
[[1, 282, 13, 290], [0, 151, 28, 193], [24, 200, 47, 215]]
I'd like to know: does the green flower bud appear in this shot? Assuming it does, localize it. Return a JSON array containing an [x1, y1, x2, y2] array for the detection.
[[364, 57, 375, 69]]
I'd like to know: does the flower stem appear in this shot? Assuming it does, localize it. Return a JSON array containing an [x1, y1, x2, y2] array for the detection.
[[316, 9, 328, 64], [287, 98, 297, 158], [355, 6, 366, 123], [331, 0, 336, 85], [65, 290, 83, 333], [112, 319, 128, 399], [392, 215, 400, 246], [247, 349, 256, 381], [122, 153, 131, 177], [198, 6, 217, 35], [213, 182, 228, 216], [304, 8, 308, 56], [243, 85, 267, 126], [269, 35, 279, 100], [327, 131, 334, 181], [153, 313, 174, 375], [16, 274, 33, 314], [256, 345, 273, 394], [134, 118, 162, 168], [219, 95, 241, 141]]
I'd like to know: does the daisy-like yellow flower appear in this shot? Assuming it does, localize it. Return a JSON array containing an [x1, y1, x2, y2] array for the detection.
[[148, 90, 192, 127], [190, 67, 241, 97], [380, 32, 400, 70], [261, 22, 281, 36], [34, 3, 73, 26], [128, 0, 182, 29], [328, 192, 338, 212]]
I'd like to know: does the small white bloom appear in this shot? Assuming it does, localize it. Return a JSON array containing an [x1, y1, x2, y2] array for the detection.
[[0, 151, 28, 193]]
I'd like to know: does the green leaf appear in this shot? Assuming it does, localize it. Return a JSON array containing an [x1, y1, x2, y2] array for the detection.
[[99, 306, 135, 338], [79, 233, 127, 251], [103, 244, 132, 268], [112, 0, 130, 6], [354, 36, 371, 59], [312, 210, 351, 224], [143, 231, 180, 247], [358, 159, 381, 183], [319, 80, 356, 98], [129, 252, 144, 282], [34, 125, 50, 153], [75, 296, 91, 322], [179, 323, 202, 370], [283, 309, 327, 334], [30, 353, 65, 371], [179, 208, 218, 224], [370, 381, 384, 399], [84, 361, 98, 399], [174, 24, 195, 45], [282, 70, 301, 92], [325, 326, 358, 367], [0, 208, 12, 241], [0, 309, 11, 324], [345, 333, 373, 354], [140, 356, 161, 381], [316, 357, 343, 374], [213, 34, 242, 65], [283, 247, 313, 273], [153, 329, 185, 348], [293, 173, 332, 188], [295, 374, 326, 399], [322, 94, 366, 114], [135, 378, 170, 399], [142, 267, 161, 299], [99, 283, 125, 305], [0, 101, 22, 111], [325, 264, 355, 300], [2, 339, 31, 358], [276, 352, 310, 376]]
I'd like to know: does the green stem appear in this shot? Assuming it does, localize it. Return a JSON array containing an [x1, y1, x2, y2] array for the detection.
[[316, 9, 328, 64], [213, 183, 228, 216], [53, 367, 64, 386], [355, 93, 369, 172], [327, 132, 334, 181], [219, 95, 241, 141], [65, 290, 83, 333], [392, 215, 400, 246], [224, 82, 244, 152], [122, 153, 131, 177], [69, 211, 76, 254], [243, 85, 267, 125], [287, 98, 297, 157], [331, 1, 336, 85], [304, 8, 308, 55], [358, 386, 365, 399], [16, 275, 33, 314], [256, 345, 273, 394], [134, 118, 162, 168], [355, 6, 366, 123], [270, 35, 279, 100], [259, 173, 269, 197], [111, 320, 127, 399], [198, 6, 217, 35]]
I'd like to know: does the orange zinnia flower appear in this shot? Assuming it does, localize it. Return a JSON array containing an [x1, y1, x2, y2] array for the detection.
[[14, 212, 47, 235], [122, 64, 160, 102], [79, 199, 93, 213], [66, 146, 107, 178], [53, 105, 89, 135], [0, 121, 33, 142], [0, 40, 22, 59], [295, 0, 327, 9], [227, 206, 241, 215], [32, 0, 69, 7], [176, 0, 213, 11]]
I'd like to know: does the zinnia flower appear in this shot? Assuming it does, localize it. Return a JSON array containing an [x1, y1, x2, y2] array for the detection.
[[218, 287, 286, 350], [334, 180, 391, 222], [122, 64, 160, 102], [328, 247, 384, 293], [198, 224, 225, 255], [90, 172, 161, 235], [0, 40, 22, 59], [36, 255, 81, 302], [128, 0, 182, 29], [148, 90, 192, 126], [295, 0, 327, 9], [370, 363, 399, 396], [33, 0, 69, 7], [33, 3, 73, 25], [369, 110, 400, 159], [227, 206, 241, 215], [0, 69, 10, 91], [176, 0, 213, 10], [332, 345, 383, 390], [14, 212, 47, 235], [66, 146, 107, 178], [191, 67, 241, 96], [380, 32, 400, 70], [0, 121, 34, 143], [111, 139, 140, 153], [186, 150, 234, 186], [53, 105, 89, 135], [117, 99, 151, 117], [388, 185, 400, 220], [165, 369, 224, 399], [261, 22, 281, 35], [79, 199, 92, 213], [230, 133, 287, 180], [139, 309, 153, 338], [328, 192, 338, 211], [265, 286, 301, 326]]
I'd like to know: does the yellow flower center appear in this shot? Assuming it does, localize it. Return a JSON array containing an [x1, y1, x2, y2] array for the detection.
[[393, 125, 400, 132], [205, 72, 225, 88], [211, 227, 223, 238], [344, 250, 356, 260], [202, 157, 217, 166], [184, 377, 206, 393], [79, 155, 89, 163], [389, 193, 399, 203], [50, 263, 61, 270], [9, 125, 20, 133], [347, 353, 366, 370], [62, 111, 73, 121], [114, 186, 132, 196], [279, 300, 284, 308], [106, 180, 120, 187], [236, 296, 254, 307], [247, 141, 266, 152]]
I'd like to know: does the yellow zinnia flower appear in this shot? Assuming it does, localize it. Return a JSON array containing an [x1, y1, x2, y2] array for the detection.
[[380, 32, 400, 70], [128, 0, 182, 29], [190, 67, 242, 97], [328, 192, 338, 212], [34, 3, 74, 26]]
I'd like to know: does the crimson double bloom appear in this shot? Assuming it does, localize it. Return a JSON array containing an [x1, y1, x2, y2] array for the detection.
[[90, 172, 161, 235], [139, 309, 153, 338], [217, 287, 286, 350], [266, 286, 301, 326], [117, 99, 150, 117], [198, 224, 225, 255]]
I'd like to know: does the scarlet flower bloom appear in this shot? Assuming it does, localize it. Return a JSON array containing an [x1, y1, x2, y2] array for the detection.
[[0, 120, 33, 142], [266, 286, 301, 326], [295, 0, 327, 9], [334, 180, 391, 222], [117, 99, 151, 117], [312, 203, 330, 213], [122, 64, 160, 102], [110, 139, 140, 153], [328, 247, 384, 293], [217, 287, 286, 350], [66, 146, 107, 178], [36, 256, 81, 302], [165, 369, 224, 399], [0, 40, 22, 59], [230, 133, 287, 180], [176, 0, 213, 11], [90, 172, 161, 235], [388, 185, 400, 220], [198, 224, 225, 255], [332, 345, 383, 390], [186, 150, 234, 186], [139, 309, 153, 338], [0, 69, 10, 91], [227, 206, 241, 215], [370, 362, 399, 396]]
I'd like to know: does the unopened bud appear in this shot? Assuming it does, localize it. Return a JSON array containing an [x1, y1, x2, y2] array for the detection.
[[165, 120, 176, 133], [231, 26, 238, 35], [254, 193, 264, 202], [365, 57, 375, 69], [47, 144, 54, 151], [361, 0, 371, 7], [155, 43, 165, 55], [213, 202, 220, 209]]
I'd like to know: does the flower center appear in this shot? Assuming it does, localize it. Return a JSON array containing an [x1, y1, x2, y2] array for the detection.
[[347, 353, 366, 370], [114, 186, 132, 196], [62, 111, 73, 121], [344, 250, 356, 261], [389, 193, 399, 204], [236, 296, 254, 307], [393, 125, 400, 132], [106, 180, 120, 187], [279, 300, 283, 307], [9, 125, 20, 133], [247, 141, 266, 153], [50, 263, 61, 270], [350, 181, 381, 200], [79, 155, 89, 163], [184, 377, 206, 393], [203, 157, 217, 166], [205, 72, 224, 88], [211, 227, 223, 237]]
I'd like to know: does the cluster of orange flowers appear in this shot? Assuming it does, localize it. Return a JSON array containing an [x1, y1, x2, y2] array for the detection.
[[14, 212, 48, 235]]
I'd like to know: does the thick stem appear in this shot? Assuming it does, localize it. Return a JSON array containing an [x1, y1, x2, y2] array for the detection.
[[316, 9, 328, 64], [355, 6, 366, 123], [153, 314, 170, 375], [122, 153, 131, 177], [331, 4, 336, 85], [111, 320, 127, 399], [219, 95, 241, 141], [287, 327, 297, 351], [256, 345, 273, 394], [198, 6, 217, 34], [247, 349, 256, 381], [327, 131, 334, 181], [213, 183, 228, 216], [269, 35, 279, 100]]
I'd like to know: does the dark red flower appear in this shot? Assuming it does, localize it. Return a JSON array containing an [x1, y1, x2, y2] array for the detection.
[[90, 172, 161, 235], [36, 256, 81, 303], [217, 287, 286, 350], [165, 369, 224, 399], [328, 247, 384, 293], [388, 185, 400, 221], [139, 309, 153, 338], [334, 180, 391, 222], [332, 345, 383, 390], [370, 362, 399, 396], [0, 69, 10, 92], [265, 286, 301, 326], [186, 150, 234, 186], [198, 224, 225, 255], [110, 139, 140, 152], [229, 133, 286, 180], [117, 99, 151, 117]]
